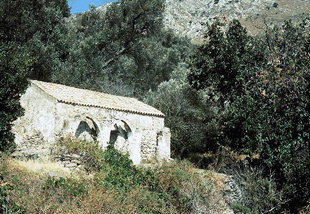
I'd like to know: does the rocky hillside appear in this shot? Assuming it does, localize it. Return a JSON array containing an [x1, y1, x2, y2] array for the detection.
[[164, 0, 309, 43], [87, 0, 309, 43]]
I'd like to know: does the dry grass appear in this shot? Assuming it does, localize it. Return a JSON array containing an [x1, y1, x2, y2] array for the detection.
[[240, 0, 310, 36], [9, 159, 74, 178], [1, 155, 216, 214], [0, 146, 238, 214], [196, 169, 236, 214]]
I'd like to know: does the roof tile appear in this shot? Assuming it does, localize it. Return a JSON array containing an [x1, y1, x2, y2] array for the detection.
[[31, 80, 165, 117]]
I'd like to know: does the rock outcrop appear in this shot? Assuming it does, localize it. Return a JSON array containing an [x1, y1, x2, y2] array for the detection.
[[87, 0, 309, 44], [163, 0, 310, 43]]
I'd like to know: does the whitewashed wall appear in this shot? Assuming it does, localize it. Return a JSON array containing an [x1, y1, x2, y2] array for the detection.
[[13, 84, 171, 164]]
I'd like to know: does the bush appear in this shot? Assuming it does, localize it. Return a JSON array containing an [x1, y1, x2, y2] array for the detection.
[[1, 146, 213, 213], [188, 19, 310, 212], [53, 137, 106, 171], [0, 153, 25, 213], [224, 163, 283, 214], [99, 146, 146, 190], [43, 177, 86, 198], [53, 139, 213, 213], [144, 64, 215, 157]]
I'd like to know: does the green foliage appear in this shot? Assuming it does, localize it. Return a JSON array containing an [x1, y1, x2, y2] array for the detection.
[[52, 0, 191, 96], [226, 164, 283, 214], [0, 44, 30, 152], [189, 19, 310, 212], [151, 161, 211, 213], [0, 154, 8, 212], [0, 0, 69, 152], [96, 156, 211, 213], [2, 0, 308, 212], [223, 20, 309, 211], [54, 139, 211, 213], [0, 154, 25, 213], [99, 146, 142, 189], [56, 137, 106, 171], [188, 20, 266, 103], [0, 142, 212, 213], [0, 0, 70, 81], [145, 64, 215, 157], [43, 177, 86, 198]]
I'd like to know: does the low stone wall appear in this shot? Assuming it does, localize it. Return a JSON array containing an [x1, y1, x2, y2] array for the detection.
[[11, 130, 54, 160], [54, 154, 84, 170]]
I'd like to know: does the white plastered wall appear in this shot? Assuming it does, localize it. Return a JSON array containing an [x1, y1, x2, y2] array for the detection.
[[13, 84, 171, 164], [12, 84, 57, 157]]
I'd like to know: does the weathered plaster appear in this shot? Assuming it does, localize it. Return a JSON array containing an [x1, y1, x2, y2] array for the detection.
[[12, 82, 171, 165]]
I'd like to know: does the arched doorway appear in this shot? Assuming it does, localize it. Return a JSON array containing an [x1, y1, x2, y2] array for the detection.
[[109, 120, 132, 153], [75, 117, 99, 142]]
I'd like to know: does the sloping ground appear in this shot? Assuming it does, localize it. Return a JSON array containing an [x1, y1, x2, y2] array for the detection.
[[8, 158, 82, 178], [67, 0, 309, 43], [196, 169, 240, 214], [239, 0, 310, 36], [2, 157, 238, 214], [164, 0, 309, 43]]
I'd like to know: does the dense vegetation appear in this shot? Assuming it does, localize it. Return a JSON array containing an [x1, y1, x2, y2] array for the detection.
[[0, 0, 309, 213], [188, 19, 309, 212], [1, 140, 213, 213], [52, 0, 191, 96], [0, 0, 70, 152]]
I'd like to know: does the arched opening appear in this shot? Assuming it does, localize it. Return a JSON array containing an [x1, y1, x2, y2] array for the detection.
[[75, 117, 99, 142], [109, 120, 132, 153]]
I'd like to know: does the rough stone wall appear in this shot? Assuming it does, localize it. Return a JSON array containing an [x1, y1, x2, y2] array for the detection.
[[54, 102, 169, 164], [140, 129, 158, 161], [13, 84, 171, 164], [12, 85, 57, 159], [157, 128, 171, 161]]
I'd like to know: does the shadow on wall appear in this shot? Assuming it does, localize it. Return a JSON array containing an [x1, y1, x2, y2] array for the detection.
[[73, 118, 138, 161], [75, 117, 99, 142], [109, 120, 132, 153]]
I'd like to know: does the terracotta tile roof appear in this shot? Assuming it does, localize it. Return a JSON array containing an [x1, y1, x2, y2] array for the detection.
[[31, 80, 165, 117]]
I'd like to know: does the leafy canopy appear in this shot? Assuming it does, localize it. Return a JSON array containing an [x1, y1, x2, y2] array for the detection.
[[189, 19, 310, 211], [0, 0, 69, 151], [52, 0, 190, 96]]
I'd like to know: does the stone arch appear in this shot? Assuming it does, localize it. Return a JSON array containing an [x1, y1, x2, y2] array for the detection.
[[75, 116, 99, 142], [109, 120, 133, 153]]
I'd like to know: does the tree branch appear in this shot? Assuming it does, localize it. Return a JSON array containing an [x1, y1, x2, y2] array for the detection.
[[101, 47, 127, 70]]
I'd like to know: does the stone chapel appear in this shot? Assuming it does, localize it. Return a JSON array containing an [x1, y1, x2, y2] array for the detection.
[[12, 80, 171, 165]]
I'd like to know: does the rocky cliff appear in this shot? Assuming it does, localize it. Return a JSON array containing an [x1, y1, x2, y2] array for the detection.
[[163, 0, 309, 43], [72, 0, 309, 43]]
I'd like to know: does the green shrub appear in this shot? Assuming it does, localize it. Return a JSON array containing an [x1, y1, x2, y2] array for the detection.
[[2, 145, 214, 214], [43, 177, 86, 198], [56, 139, 212, 213], [54, 137, 105, 171], [97, 146, 143, 190], [189, 19, 310, 212], [224, 163, 283, 214], [0, 154, 25, 214]]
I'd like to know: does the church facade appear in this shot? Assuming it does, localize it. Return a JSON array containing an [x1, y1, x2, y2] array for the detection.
[[12, 80, 171, 165]]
